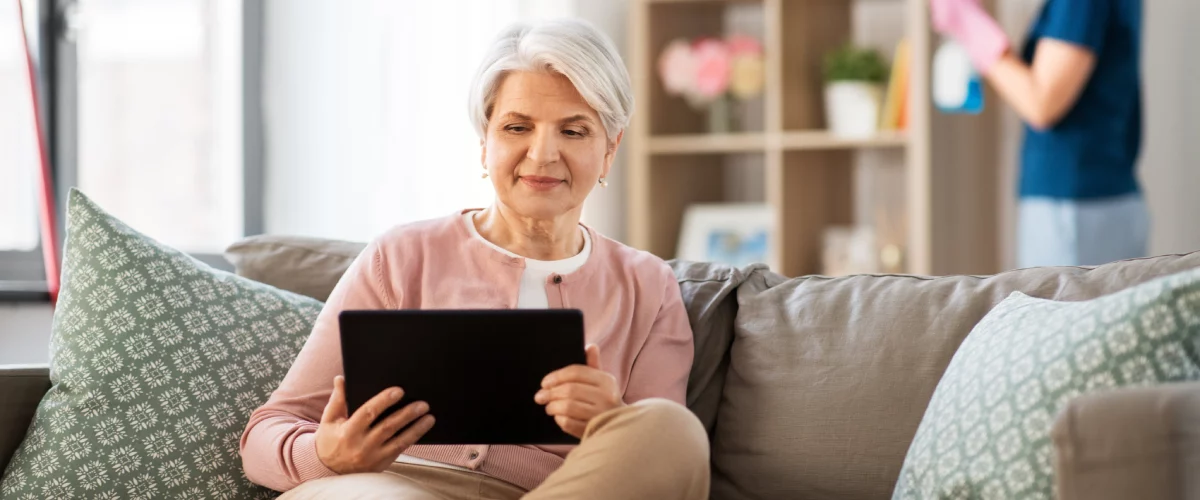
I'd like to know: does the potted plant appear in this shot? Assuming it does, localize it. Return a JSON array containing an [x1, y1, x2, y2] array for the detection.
[[822, 44, 889, 138]]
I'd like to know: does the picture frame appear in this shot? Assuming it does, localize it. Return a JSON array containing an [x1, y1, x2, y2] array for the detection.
[[821, 225, 879, 277], [676, 203, 774, 268]]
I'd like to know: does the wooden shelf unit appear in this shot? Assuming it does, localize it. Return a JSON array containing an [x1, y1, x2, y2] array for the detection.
[[647, 131, 906, 155], [647, 133, 767, 154], [627, 0, 1003, 277]]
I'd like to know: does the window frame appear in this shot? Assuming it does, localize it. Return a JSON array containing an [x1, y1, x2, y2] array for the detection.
[[0, 0, 265, 302]]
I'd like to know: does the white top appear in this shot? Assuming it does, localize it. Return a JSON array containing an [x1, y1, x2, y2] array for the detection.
[[393, 210, 592, 473], [462, 211, 591, 308]]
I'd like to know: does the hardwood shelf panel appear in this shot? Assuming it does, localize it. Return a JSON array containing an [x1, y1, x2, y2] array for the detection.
[[645, 0, 761, 4], [779, 0, 851, 131], [645, 2, 730, 135], [780, 130, 908, 150], [642, 155, 728, 259], [769, 150, 855, 277], [647, 133, 767, 154], [646, 130, 906, 155]]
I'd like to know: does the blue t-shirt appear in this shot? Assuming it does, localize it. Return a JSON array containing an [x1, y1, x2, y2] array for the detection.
[[1019, 0, 1142, 199]]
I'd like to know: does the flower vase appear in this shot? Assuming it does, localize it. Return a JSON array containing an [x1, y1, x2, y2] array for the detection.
[[707, 95, 733, 134]]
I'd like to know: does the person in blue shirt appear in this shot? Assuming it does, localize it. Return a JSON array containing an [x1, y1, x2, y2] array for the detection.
[[932, 0, 1147, 268]]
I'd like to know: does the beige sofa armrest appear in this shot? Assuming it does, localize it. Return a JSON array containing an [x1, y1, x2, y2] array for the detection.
[[1052, 381, 1200, 500], [0, 365, 49, 474]]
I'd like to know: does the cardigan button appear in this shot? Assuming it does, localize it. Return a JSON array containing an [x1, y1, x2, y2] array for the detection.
[[469, 451, 480, 460], [552, 275, 563, 284]]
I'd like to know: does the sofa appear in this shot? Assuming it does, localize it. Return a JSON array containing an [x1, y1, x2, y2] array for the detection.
[[3, 234, 1199, 499]]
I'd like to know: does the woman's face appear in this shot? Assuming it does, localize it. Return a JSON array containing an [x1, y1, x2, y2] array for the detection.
[[482, 71, 621, 221]]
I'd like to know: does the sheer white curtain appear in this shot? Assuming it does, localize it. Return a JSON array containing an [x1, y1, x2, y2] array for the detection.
[[262, 0, 584, 242]]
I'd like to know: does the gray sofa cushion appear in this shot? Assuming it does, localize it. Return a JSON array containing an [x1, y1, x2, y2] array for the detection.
[[0, 365, 49, 475], [714, 253, 1200, 500], [1052, 381, 1200, 500], [224, 235, 366, 302], [670, 261, 764, 436]]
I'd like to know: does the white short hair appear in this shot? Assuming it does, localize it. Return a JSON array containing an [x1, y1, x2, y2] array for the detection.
[[468, 19, 633, 142]]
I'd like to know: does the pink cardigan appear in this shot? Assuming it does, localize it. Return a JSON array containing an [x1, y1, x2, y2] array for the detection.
[[239, 212, 694, 492]]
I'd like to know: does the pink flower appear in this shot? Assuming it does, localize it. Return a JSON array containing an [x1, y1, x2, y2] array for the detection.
[[726, 34, 763, 57], [726, 35, 765, 100], [730, 55, 765, 100], [691, 38, 731, 101], [658, 39, 695, 97]]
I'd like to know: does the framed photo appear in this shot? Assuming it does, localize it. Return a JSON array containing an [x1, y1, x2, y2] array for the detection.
[[821, 225, 879, 276], [676, 203, 774, 268]]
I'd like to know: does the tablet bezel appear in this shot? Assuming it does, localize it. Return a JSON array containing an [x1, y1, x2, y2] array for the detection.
[[338, 309, 587, 445]]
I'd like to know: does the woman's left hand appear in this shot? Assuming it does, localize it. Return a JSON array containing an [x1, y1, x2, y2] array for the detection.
[[535, 344, 624, 438]]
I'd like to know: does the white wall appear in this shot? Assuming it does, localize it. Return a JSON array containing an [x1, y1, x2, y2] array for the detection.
[[261, 0, 633, 243], [0, 304, 52, 364], [575, 0, 629, 240], [1141, 0, 1200, 256]]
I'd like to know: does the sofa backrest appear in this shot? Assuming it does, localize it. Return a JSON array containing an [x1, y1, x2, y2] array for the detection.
[[226, 236, 1200, 499], [712, 252, 1200, 500], [0, 366, 50, 475], [224, 235, 365, 302], [667, 261, 763, 436]]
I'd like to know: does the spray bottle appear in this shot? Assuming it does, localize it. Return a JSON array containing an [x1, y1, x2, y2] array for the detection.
[[932, 39, 984, 114]]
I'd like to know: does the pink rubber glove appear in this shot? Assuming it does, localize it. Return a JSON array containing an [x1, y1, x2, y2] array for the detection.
[[930, 0, 1010, 74]]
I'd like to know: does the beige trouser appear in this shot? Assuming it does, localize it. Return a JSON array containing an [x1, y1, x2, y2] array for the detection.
[[279, 398, 710, 500]]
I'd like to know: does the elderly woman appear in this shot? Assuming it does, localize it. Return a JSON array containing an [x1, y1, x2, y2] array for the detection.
[[239, 19, 709, 500]]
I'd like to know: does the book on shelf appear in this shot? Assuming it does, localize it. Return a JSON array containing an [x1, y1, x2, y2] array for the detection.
[[880, 38, 910, 132]]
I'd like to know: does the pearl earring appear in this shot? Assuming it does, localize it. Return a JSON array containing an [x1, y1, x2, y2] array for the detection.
[[598, 177, 608, 188]]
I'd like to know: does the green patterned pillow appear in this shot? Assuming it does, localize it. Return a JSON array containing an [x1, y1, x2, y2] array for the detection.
[[0, 190, 322, 499], [893, 268, 1200, 500]]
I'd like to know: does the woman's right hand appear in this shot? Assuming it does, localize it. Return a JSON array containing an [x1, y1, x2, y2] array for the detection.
[[315, 375, 436, 474]]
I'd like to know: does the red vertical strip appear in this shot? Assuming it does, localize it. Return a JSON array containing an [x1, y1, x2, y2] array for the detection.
[[17, 0, 60, 304]]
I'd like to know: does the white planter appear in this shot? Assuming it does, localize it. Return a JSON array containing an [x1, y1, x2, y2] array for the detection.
[[824, 81, 883, 138]]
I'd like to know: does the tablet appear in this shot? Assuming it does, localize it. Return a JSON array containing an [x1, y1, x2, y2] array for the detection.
[[338, 309, 586, 445]]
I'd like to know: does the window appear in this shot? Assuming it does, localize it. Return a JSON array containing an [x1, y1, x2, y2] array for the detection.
[[261, 1, 584, 242], [0, 1, 41, 253], [76, 0, 244, 253], [0, 0, 262, 293], [0, 0, 46, 290]]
